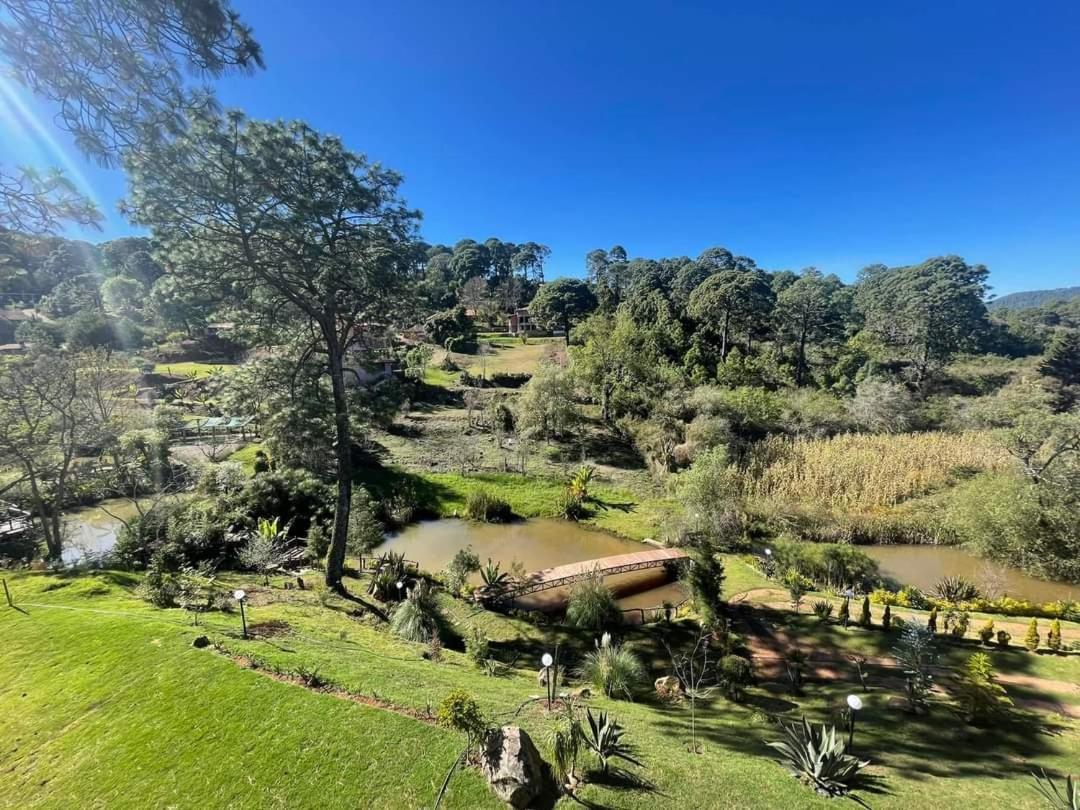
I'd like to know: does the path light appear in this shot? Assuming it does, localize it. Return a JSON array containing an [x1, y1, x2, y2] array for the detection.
[[846, 694, 863, 752], [395, 580, 404, 600], [541, 649, 558, 709], [233, 590, 248, 639], [763, 547, 774, 577]]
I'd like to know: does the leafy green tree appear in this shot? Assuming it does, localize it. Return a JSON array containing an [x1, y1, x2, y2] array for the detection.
[[1039, 330, 1080, 410], [774, 268, 846, 385], [123, 112, 420, 591], [528, 278, 597, 341], [855, 256, 990, 382], [101, 275, 146, 317], [516, 361, 577, 439], [0, 0, 260, 232], [687, 269, 775, 360]]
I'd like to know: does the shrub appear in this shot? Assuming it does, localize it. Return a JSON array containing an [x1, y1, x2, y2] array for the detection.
[[766, 717, 869, 798], [367, 551, 411, 601], [946, 610, 970, 639], [953, 652, 1012, 724], [837, 598, 850, 626], [556, 490, 589, 521], [893, 624, 935, 713], [238, 468, 334, 540], [997, 629, 1012, 649], [137, 553, 179, 607], [685, 541, 726, 629], [978, 619, 996, 645], [718, 654, 754, 702], [437, 688, 487, 751], [933, 576, 981, 603], [768, 541, 879, 592], [389, 580, 443, 644], [1025, 618, 1040, 652], [1048, 619, 1063, 653], [812, 600, 834, 622], [443, 546, 481, 595], [783, 568, 814, 613], [928, 606, 938, 633], [237, 518, 289, 585], [882, 603, 892, 631], [346, 488, 384, 555], [464, 624, 490, 669], [576, 632, 645, 700], [464, 488, 512, 522], [566, 569, 622, 631], [857, 596, 872, 628]]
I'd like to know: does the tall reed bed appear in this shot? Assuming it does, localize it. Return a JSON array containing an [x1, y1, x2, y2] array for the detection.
[[741, 431, 1010, 510]]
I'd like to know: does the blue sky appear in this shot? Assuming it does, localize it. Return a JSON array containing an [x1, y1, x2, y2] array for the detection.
[[2, 0, 1079, 295]]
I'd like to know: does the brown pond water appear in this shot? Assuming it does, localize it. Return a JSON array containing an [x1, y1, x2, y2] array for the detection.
[[378, 519, 688, 615], [61, 499, 144, 564], [862, 545, 1079, 603]]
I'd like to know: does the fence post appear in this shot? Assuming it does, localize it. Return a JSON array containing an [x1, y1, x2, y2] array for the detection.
[[2, 578, 12, 608]]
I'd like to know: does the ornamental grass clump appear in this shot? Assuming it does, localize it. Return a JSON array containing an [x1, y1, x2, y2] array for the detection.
[[565, 568, 622, 631], [577, 632, 646, 700], [390, 580, 444, 644]]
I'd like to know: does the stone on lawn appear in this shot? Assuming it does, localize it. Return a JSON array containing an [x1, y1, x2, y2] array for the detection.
[[482, 726, 546, 808]]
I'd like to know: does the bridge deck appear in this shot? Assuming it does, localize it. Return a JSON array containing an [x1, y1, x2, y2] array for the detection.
[[496, 547, 689, 600]]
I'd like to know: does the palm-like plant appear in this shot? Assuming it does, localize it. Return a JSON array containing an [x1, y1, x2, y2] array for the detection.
[[238, 517, 289, 585], [568, 465, 594, 501], [1031, 769, 1079, 810], [767, 717, 869, 797], [584, 708, 643, 775]]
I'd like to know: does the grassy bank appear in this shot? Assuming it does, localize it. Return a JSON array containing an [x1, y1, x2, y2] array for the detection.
[[3, 569, 1076, 810]]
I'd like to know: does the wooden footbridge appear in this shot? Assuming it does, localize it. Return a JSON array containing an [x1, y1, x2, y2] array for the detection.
[[0, 504, 32, 541], [486, 547, 689, 604]]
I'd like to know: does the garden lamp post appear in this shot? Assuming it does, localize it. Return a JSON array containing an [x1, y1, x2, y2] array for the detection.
[[846, 694, 863, 752], [542, 652, 554, 709], [233, 590, 248, 639], [396, 580, 404, 601], [764, 547, 774, 578]]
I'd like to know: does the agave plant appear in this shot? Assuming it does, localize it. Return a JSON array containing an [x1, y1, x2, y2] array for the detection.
[[767, 717, 869, 797], [1032, 769, 1079, 810], [584, 708, 644, 775], [932, 575, 981, 603], [480, 558, 510, 589]]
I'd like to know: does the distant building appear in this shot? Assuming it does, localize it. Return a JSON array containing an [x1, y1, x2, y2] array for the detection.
[[0, 309, 38, 343], [507, 307, 533, 335]]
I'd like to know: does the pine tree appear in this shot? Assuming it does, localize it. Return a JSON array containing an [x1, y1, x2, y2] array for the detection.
[[858, 596, 872, 628], [1024, 618, 1040, 653], [882, 604, 892, 631], [1039, 330, 1080, 387], [928, 606, 938, 633], [1047, 619, 1062, 653]]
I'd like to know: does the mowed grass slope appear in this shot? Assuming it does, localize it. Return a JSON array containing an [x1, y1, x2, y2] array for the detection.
[[0, 575, 496, 810], [3, 569, 1077, 810]]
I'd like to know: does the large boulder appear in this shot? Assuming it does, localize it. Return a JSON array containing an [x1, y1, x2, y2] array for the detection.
[[482, 725, 546, 808]]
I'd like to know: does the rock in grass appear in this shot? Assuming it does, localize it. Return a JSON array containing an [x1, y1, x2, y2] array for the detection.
[[482, 726, 546, 808], [192, 635, 210, 649]]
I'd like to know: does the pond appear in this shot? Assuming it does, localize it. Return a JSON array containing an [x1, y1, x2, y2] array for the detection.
[[61, 499, 142, 564], [862, 544, 1079, 603], [377, 518, 688, 616]]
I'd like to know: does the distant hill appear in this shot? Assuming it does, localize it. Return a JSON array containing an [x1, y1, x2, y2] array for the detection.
[[989, 286, 1080, 310]]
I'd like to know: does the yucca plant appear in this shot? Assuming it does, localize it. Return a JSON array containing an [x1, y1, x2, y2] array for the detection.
[[1031, 769, 1079, 810], [584, 708, 644, 775], [766, 717, 869, 797], [576, 632, 646, 700], [547, 699, 585, 788], [932, 575, 981, 603], [568, 465, 595, 501], [367, 551, 410, 601]]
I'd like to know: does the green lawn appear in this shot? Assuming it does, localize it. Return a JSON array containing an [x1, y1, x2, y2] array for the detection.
[[0, 573, 495, 810], [3, 568, 1076, 809], [152, 362, 236, 378]]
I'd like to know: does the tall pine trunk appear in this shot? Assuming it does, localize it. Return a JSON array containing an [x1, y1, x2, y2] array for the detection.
[[324, 339, 354, 591]]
